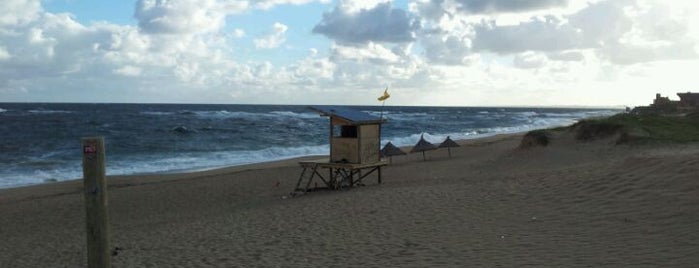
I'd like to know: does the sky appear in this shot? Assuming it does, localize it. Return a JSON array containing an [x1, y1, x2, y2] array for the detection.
[[1, 0, 698, 107]]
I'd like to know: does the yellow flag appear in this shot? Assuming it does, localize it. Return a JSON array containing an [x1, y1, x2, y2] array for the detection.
[[377, 87, 390, 101]]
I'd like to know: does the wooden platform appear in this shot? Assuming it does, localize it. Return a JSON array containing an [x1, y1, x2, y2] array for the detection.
[[293, 160, 388, 195]]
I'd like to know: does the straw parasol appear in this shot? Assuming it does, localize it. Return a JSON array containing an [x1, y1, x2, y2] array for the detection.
[[381, 141, 406, 164], [438, 136, 461, 157], [410, 134, 437, 161]]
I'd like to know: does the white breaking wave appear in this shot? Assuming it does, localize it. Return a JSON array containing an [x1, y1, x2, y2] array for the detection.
[[0, 144, 331, 189], [140, 111, 175, 116], [269, 111, 320, 119], [107, 144, 330, 176], [382, 109, 620, 148], [0, 108, 7, 113], [192, 110, 322, 121], [28, 109, 72, 114]]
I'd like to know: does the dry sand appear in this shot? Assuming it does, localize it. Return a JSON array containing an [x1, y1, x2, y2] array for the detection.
[[1, 132, 698, 267]]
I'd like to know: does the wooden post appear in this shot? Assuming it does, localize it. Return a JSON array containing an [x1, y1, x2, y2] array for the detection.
[[82, 137, 111, 268]]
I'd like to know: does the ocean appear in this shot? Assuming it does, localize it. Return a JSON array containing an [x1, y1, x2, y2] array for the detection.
[[0, 103, 620, 189]]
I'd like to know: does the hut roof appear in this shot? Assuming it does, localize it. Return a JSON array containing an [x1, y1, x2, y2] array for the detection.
[[438, 136, 461, 148], [381, 142, 406, 157], [410, 134, 437, 153], [309, 106, 385, 124]]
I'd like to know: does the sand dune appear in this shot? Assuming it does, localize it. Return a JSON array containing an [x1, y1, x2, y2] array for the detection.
[[1, 133, 698, 267]]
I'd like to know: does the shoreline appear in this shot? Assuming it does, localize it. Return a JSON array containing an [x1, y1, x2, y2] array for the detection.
[[2, 125, 698, 266], [0, 132, 525, 196]]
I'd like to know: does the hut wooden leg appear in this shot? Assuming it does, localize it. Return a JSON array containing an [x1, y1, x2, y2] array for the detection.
[[353, 170, 361, 187], [303, 164, 318, 191], [294, 166, 307, 191], [422, 151, 426, 161]]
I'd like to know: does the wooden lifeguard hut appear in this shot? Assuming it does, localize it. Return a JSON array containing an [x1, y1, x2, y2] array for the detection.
[[293, 106, 388, 194]]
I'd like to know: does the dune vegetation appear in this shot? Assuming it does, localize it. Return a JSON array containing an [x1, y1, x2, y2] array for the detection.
[[522, 112, 699, 147]]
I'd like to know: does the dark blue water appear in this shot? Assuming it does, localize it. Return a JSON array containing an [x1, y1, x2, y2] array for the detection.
[[0, 103, 620, 188]]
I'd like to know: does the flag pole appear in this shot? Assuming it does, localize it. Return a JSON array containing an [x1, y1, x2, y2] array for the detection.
[[377, 87, 389, 159], [379, 99, 386, 121]]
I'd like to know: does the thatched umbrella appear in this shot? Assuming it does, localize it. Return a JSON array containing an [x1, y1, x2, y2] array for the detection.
[[410, 134, 437, 161], [381, 141, 406, 164], [438, 136, 461, 157]]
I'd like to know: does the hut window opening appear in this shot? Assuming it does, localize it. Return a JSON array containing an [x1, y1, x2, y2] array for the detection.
[[334, 125, 357, 138]]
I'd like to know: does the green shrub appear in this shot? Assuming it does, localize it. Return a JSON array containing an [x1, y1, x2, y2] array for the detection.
[[519, 130, 550, 148], [575, 113, 699, 143]]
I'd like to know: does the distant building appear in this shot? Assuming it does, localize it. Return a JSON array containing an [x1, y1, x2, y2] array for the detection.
[[632, 92, 699, 114], [677, 92, 699, 110], [653, 93, 672, 106]]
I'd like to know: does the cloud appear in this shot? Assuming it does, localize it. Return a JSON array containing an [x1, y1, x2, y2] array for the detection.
[[599, 40, 698, 65], [513, 51, 547, 69], [132, 0, 336, 36], [420, 30, 475, 65], [330, 42, 401, 64], [254, 22, 288, 49], [114, 65, 142, 76], [461, 0, 697, 64], [254, 0, 331, 10], [0, 46, 11, 61], [566, 0, 633, 45], [134, 0, 246, 35], [411, 0, 569, 21], [312, 2, 420, 44], [452, 0, 569, 14], [547, 51, 584, 61], [471, 15, 587, 54], [1, 0, 698, 106], [0, 0, 42, 26], [232, 28, 245, 38]]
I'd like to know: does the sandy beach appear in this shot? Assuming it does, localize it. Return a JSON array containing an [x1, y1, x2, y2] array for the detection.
[[1, 132, 698, 267]]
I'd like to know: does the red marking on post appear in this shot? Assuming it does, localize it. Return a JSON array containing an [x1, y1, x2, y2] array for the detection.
[[84, 145, 97, 154]]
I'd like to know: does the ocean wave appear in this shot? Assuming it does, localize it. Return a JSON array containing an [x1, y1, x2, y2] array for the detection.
[[0, 144, 330, 189], [366, 111, 432, 121], [0, 108, 7, 113], [193, 110, 258, 119], [140, 109, 349, 121], [269, 111, 319, 119], [0, 165, 82, 189], [141, 111, 175, 116], [511, 111, 539, 117], [105, 144, 329, 176], [28, 109, 72, 114], [384, 130, 495, 148], [193, 110, 322, 121], [172, 126, 197, 134], [380, 112, 613, 148], [543, 110, 615, 118]]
